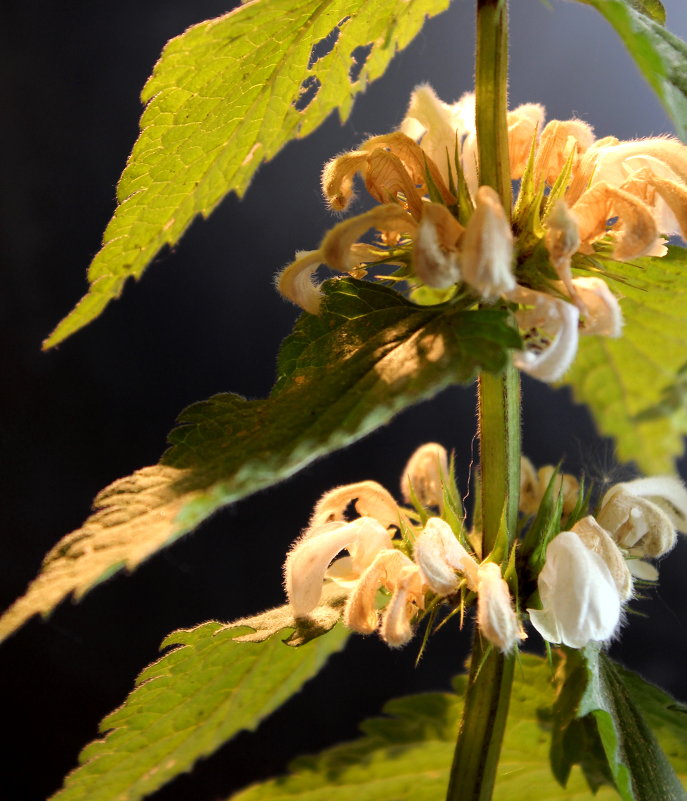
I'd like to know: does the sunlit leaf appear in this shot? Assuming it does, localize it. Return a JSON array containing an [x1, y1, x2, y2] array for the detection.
[[574, 0, 687, 138], [51, 622, 348, 801], [563, 247, 687, 473], [1, 279, 520, 641], [43, 0, 450, 348]]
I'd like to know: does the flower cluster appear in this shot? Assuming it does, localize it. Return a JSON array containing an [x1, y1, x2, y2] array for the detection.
[[283, 443, 523, 651], [276, 85, 687, 383], [282, 446, 687, 655], [524, 466, 687, 648]]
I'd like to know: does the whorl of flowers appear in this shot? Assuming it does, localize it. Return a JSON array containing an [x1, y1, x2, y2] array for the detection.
[[276, 85, 687, 383], [283, 443, 522, 651]]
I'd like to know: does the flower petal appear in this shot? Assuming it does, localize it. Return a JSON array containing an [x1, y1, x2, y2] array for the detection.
[[461, 186, 515, 298], [275, 250, 325, 314], [414, 517, 478, 595], [400, 442, 450, 508], [476, 562, 523, 653], [510, 286, 580, 383]]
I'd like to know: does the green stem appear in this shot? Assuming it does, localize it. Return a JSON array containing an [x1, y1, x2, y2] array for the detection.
[[445, 4, 519, 801], [475, 0, 512, 212]]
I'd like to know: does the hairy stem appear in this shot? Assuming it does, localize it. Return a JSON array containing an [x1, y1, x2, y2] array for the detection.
[[446, 4, 519, 801]]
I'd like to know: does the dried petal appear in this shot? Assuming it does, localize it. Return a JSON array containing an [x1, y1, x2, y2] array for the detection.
[[310, 480, 404, 530], [365, 149, 425, 219], [476, 562, 523, 653], [413, 203, 463, 288], [284, 517, 393, 615], [461, 186, 515, 298], [275, 249, 325, 314], [571, 277, 623, 337], [535, 118, 595, 185], [400, 442, 450, 507], [507, 103, 545, 179], [320, 204, 417, 273], [321, 151, 369, 211], [413, 517, 479, 595], [344, 549, 417, 634], [380, 564, 425, 647], [571, 182, 659, 260], [544, 200, 580, 296]]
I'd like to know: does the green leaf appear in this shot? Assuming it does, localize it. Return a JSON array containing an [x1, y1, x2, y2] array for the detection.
[[43, 0, 450, 349], [551, 646, 687, 801], [562, 247, 687, 473], [50, 622, 348, 801], [573, 0, 687, 138], [225, 654, 626, 800], [1, 279, 520, 641]]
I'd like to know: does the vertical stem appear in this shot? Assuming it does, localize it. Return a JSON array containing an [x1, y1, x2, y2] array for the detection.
[[475, 0, 512, 213], [446, 4, 520, 801]]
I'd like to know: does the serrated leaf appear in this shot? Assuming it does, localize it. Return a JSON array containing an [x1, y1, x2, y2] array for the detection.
[[1, 279, 520, 641], [43, 0, 450, 349], [563, 248, 687, 473], [552, 646, 687, 801], [573, 0, 686, 138], [50, 621, 348, 801], [226, 654, 626, 801]]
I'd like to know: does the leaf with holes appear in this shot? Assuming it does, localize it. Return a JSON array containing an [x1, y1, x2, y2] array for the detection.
[[43, 0, 450, 348], [50, 622, 348, 801], [563, 247, 687, 473], [573, 0, 687, 137], [1, 279, 520, 641]]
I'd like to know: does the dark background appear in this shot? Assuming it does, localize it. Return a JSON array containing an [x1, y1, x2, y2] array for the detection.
[[3, 1, 687, 799]]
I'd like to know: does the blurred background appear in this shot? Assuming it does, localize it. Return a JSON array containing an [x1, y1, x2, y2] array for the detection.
[[3, 1, 687, 799]]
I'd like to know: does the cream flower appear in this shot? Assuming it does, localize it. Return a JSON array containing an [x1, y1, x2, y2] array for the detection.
[[597, 476, 687, 580], [476, 562, 523, 653], [528, 530, 621, 648], [461, 186, 515, 298], [519, 457, 580, 517], [508, 285, 580, 382], [413, 517, 479, 595], [284, 516, 393, 616], [400, 443, 450, 508]]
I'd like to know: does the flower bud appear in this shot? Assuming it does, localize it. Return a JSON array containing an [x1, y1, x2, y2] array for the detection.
[[461, 186, 515, 299], [476, 562, 523, 653], [413, 517, 478, 595], [400, 442, 450, 508]]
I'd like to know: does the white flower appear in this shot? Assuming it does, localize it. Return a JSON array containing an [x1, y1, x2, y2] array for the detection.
[[413, 517, 479, 595], [508, 286, 580, 382], [476, 562, 523, 653], [284, 517, 392, 616], [597, 476, 687, 561], [571, 516, 633, 601], [528, 530, 621, 648]]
